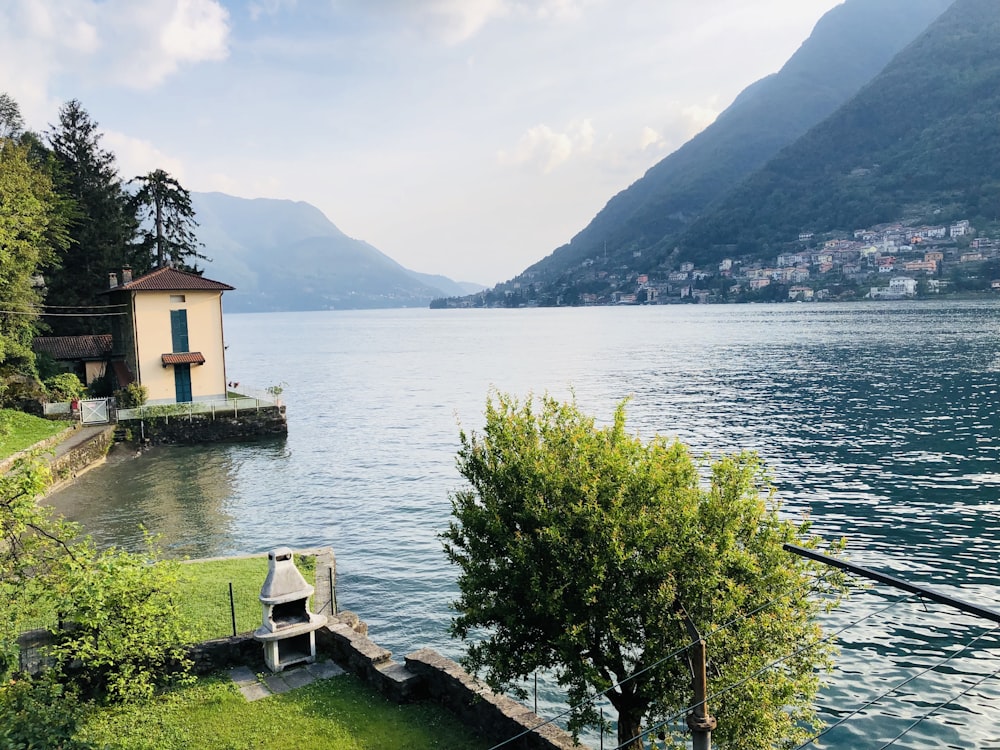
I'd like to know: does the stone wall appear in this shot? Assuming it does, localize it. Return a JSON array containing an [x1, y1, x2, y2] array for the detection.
[[315, 615, 585, 750], [124, 405, 287, 444], [49, 426, 115, 485], [0, 425, 76, 475]]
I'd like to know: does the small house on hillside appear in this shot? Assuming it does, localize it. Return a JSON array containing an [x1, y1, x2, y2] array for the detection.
[[104, 267, 234, 404], [32, 334, 112, 386]]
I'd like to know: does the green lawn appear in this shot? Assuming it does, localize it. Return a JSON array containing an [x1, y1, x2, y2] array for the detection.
[[0, 409, 68, 461], [76, 672, 491, 750], [176, 555, 312, 641]]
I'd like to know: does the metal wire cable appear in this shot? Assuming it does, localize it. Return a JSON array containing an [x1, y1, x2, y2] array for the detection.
[[616, 592, 918, 750], [875, 663, 1000, 750], [486, 574, 830, 750], [0, 309, 126, 316], [792, 623, 1000, 749]]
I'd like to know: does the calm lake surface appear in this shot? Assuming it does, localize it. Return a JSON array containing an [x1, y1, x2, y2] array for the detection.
[[46, 301, 1000, 748]]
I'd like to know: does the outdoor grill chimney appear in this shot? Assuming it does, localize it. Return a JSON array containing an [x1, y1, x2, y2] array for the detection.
[[108, 272, 118, 289], [253, 547, 328, 672], [121, 266, 133, 285]]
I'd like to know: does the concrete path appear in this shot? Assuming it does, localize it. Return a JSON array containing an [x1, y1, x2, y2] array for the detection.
[[229, 660, 345, 701], [51, 424, 114, 460]]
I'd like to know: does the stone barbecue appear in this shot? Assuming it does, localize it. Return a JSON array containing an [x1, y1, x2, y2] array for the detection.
[[253, 547, 328, 672]]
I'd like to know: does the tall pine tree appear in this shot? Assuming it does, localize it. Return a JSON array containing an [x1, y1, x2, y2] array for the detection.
[[132, 169, 205, 271], [45, 100, 139, 335]]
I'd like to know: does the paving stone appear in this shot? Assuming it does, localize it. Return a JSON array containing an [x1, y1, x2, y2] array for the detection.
[[282, 668, 316, 689], [239, 682, 272, 702], [228, 666, 258, 687], [307, 661, 345, 680], [263, 673, 294, 694]]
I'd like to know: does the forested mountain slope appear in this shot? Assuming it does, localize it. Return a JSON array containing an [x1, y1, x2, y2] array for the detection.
[[680, 0, 998, 261], [518, 0, 952, 280]]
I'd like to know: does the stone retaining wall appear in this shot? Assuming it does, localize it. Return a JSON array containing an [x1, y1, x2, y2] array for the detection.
[[49, 426, 115, 485], [125, 405, 287, 444], [315, 615, 585, 749]]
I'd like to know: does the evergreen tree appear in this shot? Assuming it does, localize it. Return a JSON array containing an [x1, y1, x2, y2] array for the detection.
[[45, 100, 139, 335], [131, 169, 205, 270]]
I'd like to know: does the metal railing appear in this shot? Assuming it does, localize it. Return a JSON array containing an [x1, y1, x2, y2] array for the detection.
[[116, 395, 279, 422]]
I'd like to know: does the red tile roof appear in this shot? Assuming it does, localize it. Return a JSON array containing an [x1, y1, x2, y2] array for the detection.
[[161, 352, 206, 366], [33, 335, 112, 361], [108, 267, 234, 292]]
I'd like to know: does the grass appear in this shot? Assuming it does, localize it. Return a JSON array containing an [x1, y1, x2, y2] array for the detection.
[[75, 672, 491, 750], [0, 408, 68, 461], [177, 554, 317, 641]]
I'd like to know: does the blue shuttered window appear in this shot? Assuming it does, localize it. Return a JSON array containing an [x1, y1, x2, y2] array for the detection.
[[170, 309, 189, 353]]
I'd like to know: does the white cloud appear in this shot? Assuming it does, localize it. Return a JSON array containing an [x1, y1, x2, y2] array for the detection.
[[335, 0, 592, 44], [249, 0, 297, 21], [103, 131, 188, 183], [638, 126, 662, 151], [110, 0, 231, 88], [0, 0, 230, 108], [499, 118, 595, 174]]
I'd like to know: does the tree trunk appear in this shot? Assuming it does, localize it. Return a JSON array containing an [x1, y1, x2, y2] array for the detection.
[[617, 710, 646, 750]]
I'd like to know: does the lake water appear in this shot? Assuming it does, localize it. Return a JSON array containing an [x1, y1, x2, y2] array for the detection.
[[46, 301, 1000, 748]]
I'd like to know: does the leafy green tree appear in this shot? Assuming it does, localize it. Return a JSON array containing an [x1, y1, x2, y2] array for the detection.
[[45, 99, 140, 335], [131, 168, 206, 271], [444, 394, 843, 750], [0, 137, 69, 373], [0, 92, 24, 140], [0, 458, 192, 702]]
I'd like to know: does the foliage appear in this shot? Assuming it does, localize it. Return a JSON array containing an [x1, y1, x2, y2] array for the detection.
[[86, 374, 113, 398], [49, 534, 194, 702], [444, 393, 845, 750], [0, 409, 67, 460], [0, 136, 69, 372], [0, 672, 94, 750], [45, 99, 140, 336], [44, 372, 86, 402], [131, 169, 205, 271], [113, 382, 147, 409], [76, 672, 491, 750], [0, 459, 193, 703]]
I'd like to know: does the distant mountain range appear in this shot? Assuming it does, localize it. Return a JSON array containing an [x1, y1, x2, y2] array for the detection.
[[442, 0, 957, 305], [192, 192, 482, 312]]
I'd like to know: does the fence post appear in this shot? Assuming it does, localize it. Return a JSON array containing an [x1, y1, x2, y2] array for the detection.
[[229, 582, 237, 637]]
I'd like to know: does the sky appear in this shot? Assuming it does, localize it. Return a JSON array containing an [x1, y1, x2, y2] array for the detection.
[[1, 0, 845, 286]]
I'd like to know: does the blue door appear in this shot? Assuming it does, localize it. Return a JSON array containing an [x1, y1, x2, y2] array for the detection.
[[174, 363, 192, 403]]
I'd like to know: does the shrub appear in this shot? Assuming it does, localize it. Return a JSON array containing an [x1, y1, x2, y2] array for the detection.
[[113, 383, 148, 409], [44, 372, 86, 402]]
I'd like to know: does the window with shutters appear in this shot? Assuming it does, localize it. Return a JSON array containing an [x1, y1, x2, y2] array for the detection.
[[170, 309, 189, 353]]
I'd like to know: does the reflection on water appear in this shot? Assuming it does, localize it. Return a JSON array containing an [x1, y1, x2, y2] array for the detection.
[[42, 300, 1000, 747]]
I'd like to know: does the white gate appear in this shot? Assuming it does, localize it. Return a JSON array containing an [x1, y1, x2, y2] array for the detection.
[[81, 398, 111, 425]]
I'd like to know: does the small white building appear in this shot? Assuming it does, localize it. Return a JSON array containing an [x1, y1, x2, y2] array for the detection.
[[869, 277, 918, 300]]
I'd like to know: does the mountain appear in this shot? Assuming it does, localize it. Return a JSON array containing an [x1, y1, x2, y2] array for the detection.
[[191, 192, 481, 311], [680, 0, 999, 260], [486, 0, 953, 291]]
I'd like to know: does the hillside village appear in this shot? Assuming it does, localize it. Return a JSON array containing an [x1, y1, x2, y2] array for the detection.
[[437, 218, 1000, 308]]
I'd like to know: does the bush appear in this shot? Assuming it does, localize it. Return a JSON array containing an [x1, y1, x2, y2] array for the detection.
[[44, 372, 86, 402], [0, 673, 93, 750], [86, 375, 113, 398], [113, 383, 147, 409]]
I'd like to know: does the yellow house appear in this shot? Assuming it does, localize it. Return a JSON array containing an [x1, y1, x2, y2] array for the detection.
[[106, 267, 234, 404]]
